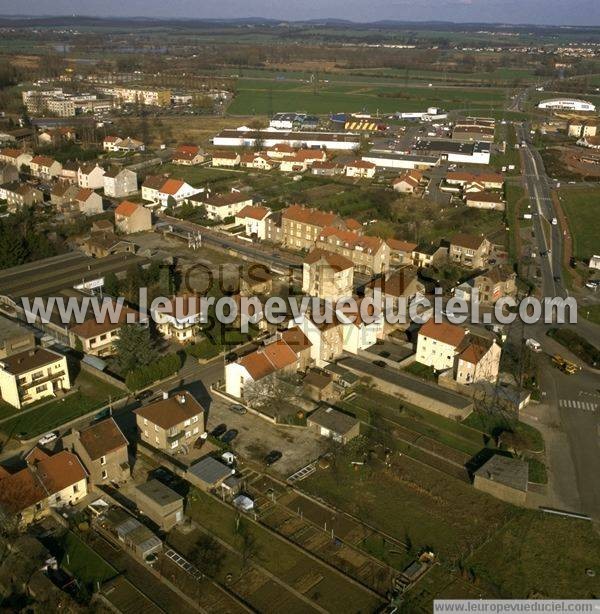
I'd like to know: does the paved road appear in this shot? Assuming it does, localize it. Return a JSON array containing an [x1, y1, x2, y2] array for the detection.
[[513, 119, 600, 518]]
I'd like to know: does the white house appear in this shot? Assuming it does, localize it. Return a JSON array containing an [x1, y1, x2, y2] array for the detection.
[[103, 168, 138, 198], [345, 160, 376, 179], [78, 163, 105, 189], [158, 178, 202, 209], [235, 205, 271, 240], [416, 319, 467, 371], [190, 192, 253, 220]]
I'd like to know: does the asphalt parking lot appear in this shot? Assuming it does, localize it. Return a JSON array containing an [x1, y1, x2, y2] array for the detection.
[[206, 397, 328, 477]]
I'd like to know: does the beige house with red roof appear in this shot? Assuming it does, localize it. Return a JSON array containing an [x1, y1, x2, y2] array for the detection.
[[141, 174, 167, 203], [225, 328, 311, 399], [455, 335, 501, 385], [281, 204, 344, 251], [189, 191, 253, 220], [387, 238, 418, 266], [0, 148, 32, 170], [417, 319, 500, 384], [211, 151, 240, 168], [449, 233, 491, 269], [69, 303, 140, 356], [71, 417, 129, 484], [0, 347, 71, 409], [115, 200, 152, 234], [345, 160, 376, 179], [75, 187, 103, 216], [416, 319, 467, 371], [30, 155, 62, 180], [0, 448, 87, 525], [172, 144, 205, 166], [465, 191, 505, 212], [279, 149, 327, 173], [316, 227, 389, 275], [134, 390, 205, 453], [235, 205, 271, 240], [393, 170, 424, 194], [302, 248, 354, 301]]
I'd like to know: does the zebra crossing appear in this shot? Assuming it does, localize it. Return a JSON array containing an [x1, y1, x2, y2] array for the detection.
[[559, 398, 598, 413]]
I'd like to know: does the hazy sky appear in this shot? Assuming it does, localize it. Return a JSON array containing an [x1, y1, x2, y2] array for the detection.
[[1, 0, 600, 26]]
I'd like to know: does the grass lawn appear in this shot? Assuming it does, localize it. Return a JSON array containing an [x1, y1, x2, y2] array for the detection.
[[0, 371, 125, 440], [403, 361, 437, 382], [468, 511, 600, 598], [526, 457, 547, 484], [60, 531, 117, 586], [559, 187, 600, 260], [160, 163, 239, 187], [463, 410, 544, 453], [228, 79, 509, 115], [580, 304, 600, 326], [186, 489, 383, 613]]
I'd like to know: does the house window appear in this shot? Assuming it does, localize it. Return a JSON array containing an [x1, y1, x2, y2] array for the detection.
[[100, 455, 106, 466], [170, 440, 178, 449], [35, 384, 47, 393], [101, 470, 108, 480], [191, 416, 198, 423], [143, 418, 148, 426], [184, 419, 191, 427], [73, 484, 79, 493]]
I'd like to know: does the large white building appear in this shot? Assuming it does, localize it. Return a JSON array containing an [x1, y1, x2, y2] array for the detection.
[[212, 127, 360, 151], [538, 98, 596, 112]]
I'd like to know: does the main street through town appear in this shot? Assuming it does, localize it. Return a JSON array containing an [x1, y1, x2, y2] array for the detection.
[[511, 104, 600, 518]]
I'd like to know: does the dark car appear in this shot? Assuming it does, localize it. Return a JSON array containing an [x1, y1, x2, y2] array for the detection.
[[211, 423, 227, 438], [229, 404, 247, 415], [221, 429, 238, 444], [373, 360, 387, 368], [135, 390, 153, 402], [553, 275, 561, 283], [265, 450, 282, 466]]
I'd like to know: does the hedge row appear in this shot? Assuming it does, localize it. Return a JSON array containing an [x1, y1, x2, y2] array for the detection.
[[125, 353, 183, 391]]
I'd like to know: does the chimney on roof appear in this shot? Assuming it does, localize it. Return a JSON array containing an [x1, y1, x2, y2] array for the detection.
[[162, 391, 168, 400], [177, 394, 186, 404]]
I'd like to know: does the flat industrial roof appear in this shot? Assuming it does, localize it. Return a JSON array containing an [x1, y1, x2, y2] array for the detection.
[[215, 129, 360, 143], [136, 479, 182, 507], [363, 151, 441, 163], [413, 139, 491, 155]]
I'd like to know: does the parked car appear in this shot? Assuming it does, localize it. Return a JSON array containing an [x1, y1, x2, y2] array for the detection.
[[373, 360, 387, 368], [135, 390, 153, 402], [38, 431, 58, 446], [210, 423, 227, 438], [221, 429, 238, 444], [264, 450, 282, 466], [229, 404, 247, 415]]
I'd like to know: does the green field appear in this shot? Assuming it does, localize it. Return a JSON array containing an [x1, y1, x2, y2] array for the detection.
[[558, 187, 600, 260], [60, 531, 117, 587], [228, 78, 510, 115]]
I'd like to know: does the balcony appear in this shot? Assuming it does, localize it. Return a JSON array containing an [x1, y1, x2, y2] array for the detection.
[[18, 370, 66, 392]]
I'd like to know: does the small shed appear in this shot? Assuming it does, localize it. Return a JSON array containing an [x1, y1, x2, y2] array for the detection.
[[133, 480, 184, 531], [302, 370, 336, 402], [233, 495, 254, 512], [186, 456, 234, 491], [307, 406, 360, 444], [473, 455, 528, 506]]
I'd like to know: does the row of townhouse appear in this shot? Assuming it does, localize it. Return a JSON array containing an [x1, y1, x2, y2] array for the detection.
[[77, 163, 137, 197], [50, 183, 103, 216]]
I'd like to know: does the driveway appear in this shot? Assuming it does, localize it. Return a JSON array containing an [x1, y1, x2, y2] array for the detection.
[[205, 396, 328, 477]]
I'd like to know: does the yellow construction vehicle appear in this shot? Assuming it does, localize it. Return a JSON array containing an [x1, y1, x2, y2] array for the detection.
[[552, 354, 580, 375]]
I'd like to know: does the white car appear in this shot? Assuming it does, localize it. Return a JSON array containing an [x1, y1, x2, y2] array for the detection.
[[551, 217, 558, 226], [38, 431, 58, 446]]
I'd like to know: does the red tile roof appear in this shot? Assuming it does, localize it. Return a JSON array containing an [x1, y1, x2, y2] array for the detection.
[[419, 319, 466, 347], [282, 204, 339, 228], [318, 227, 383, 253], [115, 200, 141, 218], [134, 391, 204, 430], [236, 205, 270, 221], [77, 417, 128, 460], [304, 248, 353, 271], [160, 178, 185, 195]]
